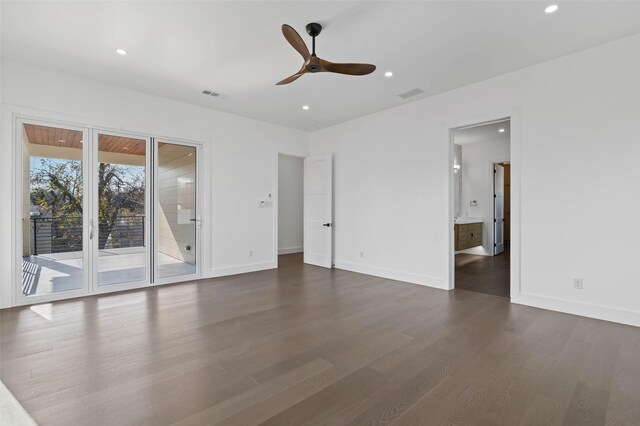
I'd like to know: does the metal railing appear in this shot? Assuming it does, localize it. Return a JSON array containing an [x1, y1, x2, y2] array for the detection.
[[31, 215, 145, 255]]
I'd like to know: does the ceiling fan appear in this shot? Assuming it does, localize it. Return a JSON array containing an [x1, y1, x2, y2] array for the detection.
[[276, 23, 376, 85]]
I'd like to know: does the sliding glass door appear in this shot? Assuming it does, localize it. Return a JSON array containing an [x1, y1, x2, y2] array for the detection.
[[19, 121, 90, 300], [154, 141, 200, 283], [93, 131, 151, 290], [17, 119, 201, 305]]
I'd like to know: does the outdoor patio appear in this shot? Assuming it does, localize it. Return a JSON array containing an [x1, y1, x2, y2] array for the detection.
[[22, 248, 196, 296]]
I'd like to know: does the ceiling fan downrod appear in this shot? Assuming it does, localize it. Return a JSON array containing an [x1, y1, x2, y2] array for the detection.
[[305, 22, 322, 57]]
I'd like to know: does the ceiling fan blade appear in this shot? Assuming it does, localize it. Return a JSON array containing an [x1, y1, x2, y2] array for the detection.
[[321, 60, 376, 76], [276, 68, 307, 85], [282, 24, 311, 61]]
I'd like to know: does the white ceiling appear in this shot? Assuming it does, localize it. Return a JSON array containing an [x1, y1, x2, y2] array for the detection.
[[454, 120, 510, 146], [2, 1, 640, 131]]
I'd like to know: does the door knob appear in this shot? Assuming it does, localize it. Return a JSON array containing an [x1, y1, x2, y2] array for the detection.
[[323, 223, 332, 227]]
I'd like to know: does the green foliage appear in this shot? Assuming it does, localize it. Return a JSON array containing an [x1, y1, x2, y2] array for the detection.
[[31, 158, 145, 249]]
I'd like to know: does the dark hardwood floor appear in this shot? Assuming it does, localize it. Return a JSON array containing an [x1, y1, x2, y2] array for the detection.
[[2, 253, 639, 425], [455, 246, 510, 298]]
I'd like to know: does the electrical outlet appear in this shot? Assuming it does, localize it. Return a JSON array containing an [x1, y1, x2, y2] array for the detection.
[[249, 250, 254, 257], [359, 251, 364, 259], [573, 278, 583, 290]]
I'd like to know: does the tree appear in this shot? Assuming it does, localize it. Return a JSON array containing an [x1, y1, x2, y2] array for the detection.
[[96, 162, 145, 249], [31, 158, 145, 250]]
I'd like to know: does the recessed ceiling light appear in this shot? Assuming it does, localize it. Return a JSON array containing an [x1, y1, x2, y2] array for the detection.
[[545, 4, 558, 14], [499, 128, 505, 133], [384, 71, 393, 78], [116, 48, 128, 55], [302, 105, 310, 111]]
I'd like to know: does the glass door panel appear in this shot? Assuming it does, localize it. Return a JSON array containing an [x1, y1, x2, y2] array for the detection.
[[20, 122, 88, 297], [96, 132, 149, 287], [156, 142, 198, 279]]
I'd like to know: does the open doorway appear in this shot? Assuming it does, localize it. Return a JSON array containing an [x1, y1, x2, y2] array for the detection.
[[452, 120, 511, 298], [277, 154, 304, 267]]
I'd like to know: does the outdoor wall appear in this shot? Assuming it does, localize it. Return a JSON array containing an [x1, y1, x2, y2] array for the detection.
[[278, 154, 303, 255], [309, 33, 640, 327], [0, 60, 309, 307], [458, 137, 510, 255], [158, 143, 196, 264]]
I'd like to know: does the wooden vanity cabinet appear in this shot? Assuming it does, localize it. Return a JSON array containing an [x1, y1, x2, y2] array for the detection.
[[455, 223, 483, 250]]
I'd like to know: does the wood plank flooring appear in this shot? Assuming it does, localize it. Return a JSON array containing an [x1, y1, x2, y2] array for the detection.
[[2, 253, 639, 425], [455, 248, 510, 298]]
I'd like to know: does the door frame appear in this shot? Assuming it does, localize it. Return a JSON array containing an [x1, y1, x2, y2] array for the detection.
[[14, 117, 92, 306], [274, 152, 306, 268], [445, 109, 521, 299], [152, 138, 204, 286], [492, 162, 507, 256], [10, 113, 206, 307]]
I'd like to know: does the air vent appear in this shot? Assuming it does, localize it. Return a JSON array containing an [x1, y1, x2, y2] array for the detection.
[[398, 88, 424, 99], [202, 90, 221, 97]]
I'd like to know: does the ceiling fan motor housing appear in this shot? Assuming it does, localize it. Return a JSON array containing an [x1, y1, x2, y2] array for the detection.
[[305, 22, 322, 37], [306, 63, 322, 72]]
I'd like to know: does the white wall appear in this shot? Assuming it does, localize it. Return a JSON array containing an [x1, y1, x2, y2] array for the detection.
[[0, 61, 308, 307], [4, 32, 640, 328], [309, 34, 640, 327], [278, 154, 304, 255], [458, 138, 510, 255]]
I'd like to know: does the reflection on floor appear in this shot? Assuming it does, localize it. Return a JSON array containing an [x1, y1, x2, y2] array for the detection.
[[22, 249, 195, 296], [158, 253, 196, 279], [455, 248, 510, 298]]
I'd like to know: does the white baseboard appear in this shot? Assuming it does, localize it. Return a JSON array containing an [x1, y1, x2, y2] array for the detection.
[[334, 260, 446, 290], [203, 260, 640, 329], [278, 246, 303, 255], [208, 261, 276, 278], [512, 292, 640, 328]]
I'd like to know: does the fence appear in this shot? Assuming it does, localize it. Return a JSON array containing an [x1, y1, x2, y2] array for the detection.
[[31, 215, 145, 255]]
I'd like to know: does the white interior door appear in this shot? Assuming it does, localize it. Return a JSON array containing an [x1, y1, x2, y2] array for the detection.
[[494, 164, 505, 255], [304, 153, 333, 268]]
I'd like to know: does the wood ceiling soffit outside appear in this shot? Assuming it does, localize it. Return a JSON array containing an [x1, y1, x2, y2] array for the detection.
[[24, 124, 146, 156]]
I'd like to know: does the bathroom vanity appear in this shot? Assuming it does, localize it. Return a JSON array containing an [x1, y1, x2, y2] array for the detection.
[[454, 218, 483, 250]]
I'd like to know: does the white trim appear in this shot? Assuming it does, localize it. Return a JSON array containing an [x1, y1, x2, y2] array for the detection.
[[445, 108, 522, 302], [273, 152, 279, 268], [7, 109, 206, 308], [209, 261, 276, 278], [334, 260, 446, 289], [3, 104, 208, 147], [512, 293, 640, 328], [14, 117, 92, 307], [278, 246, 303, 255]]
